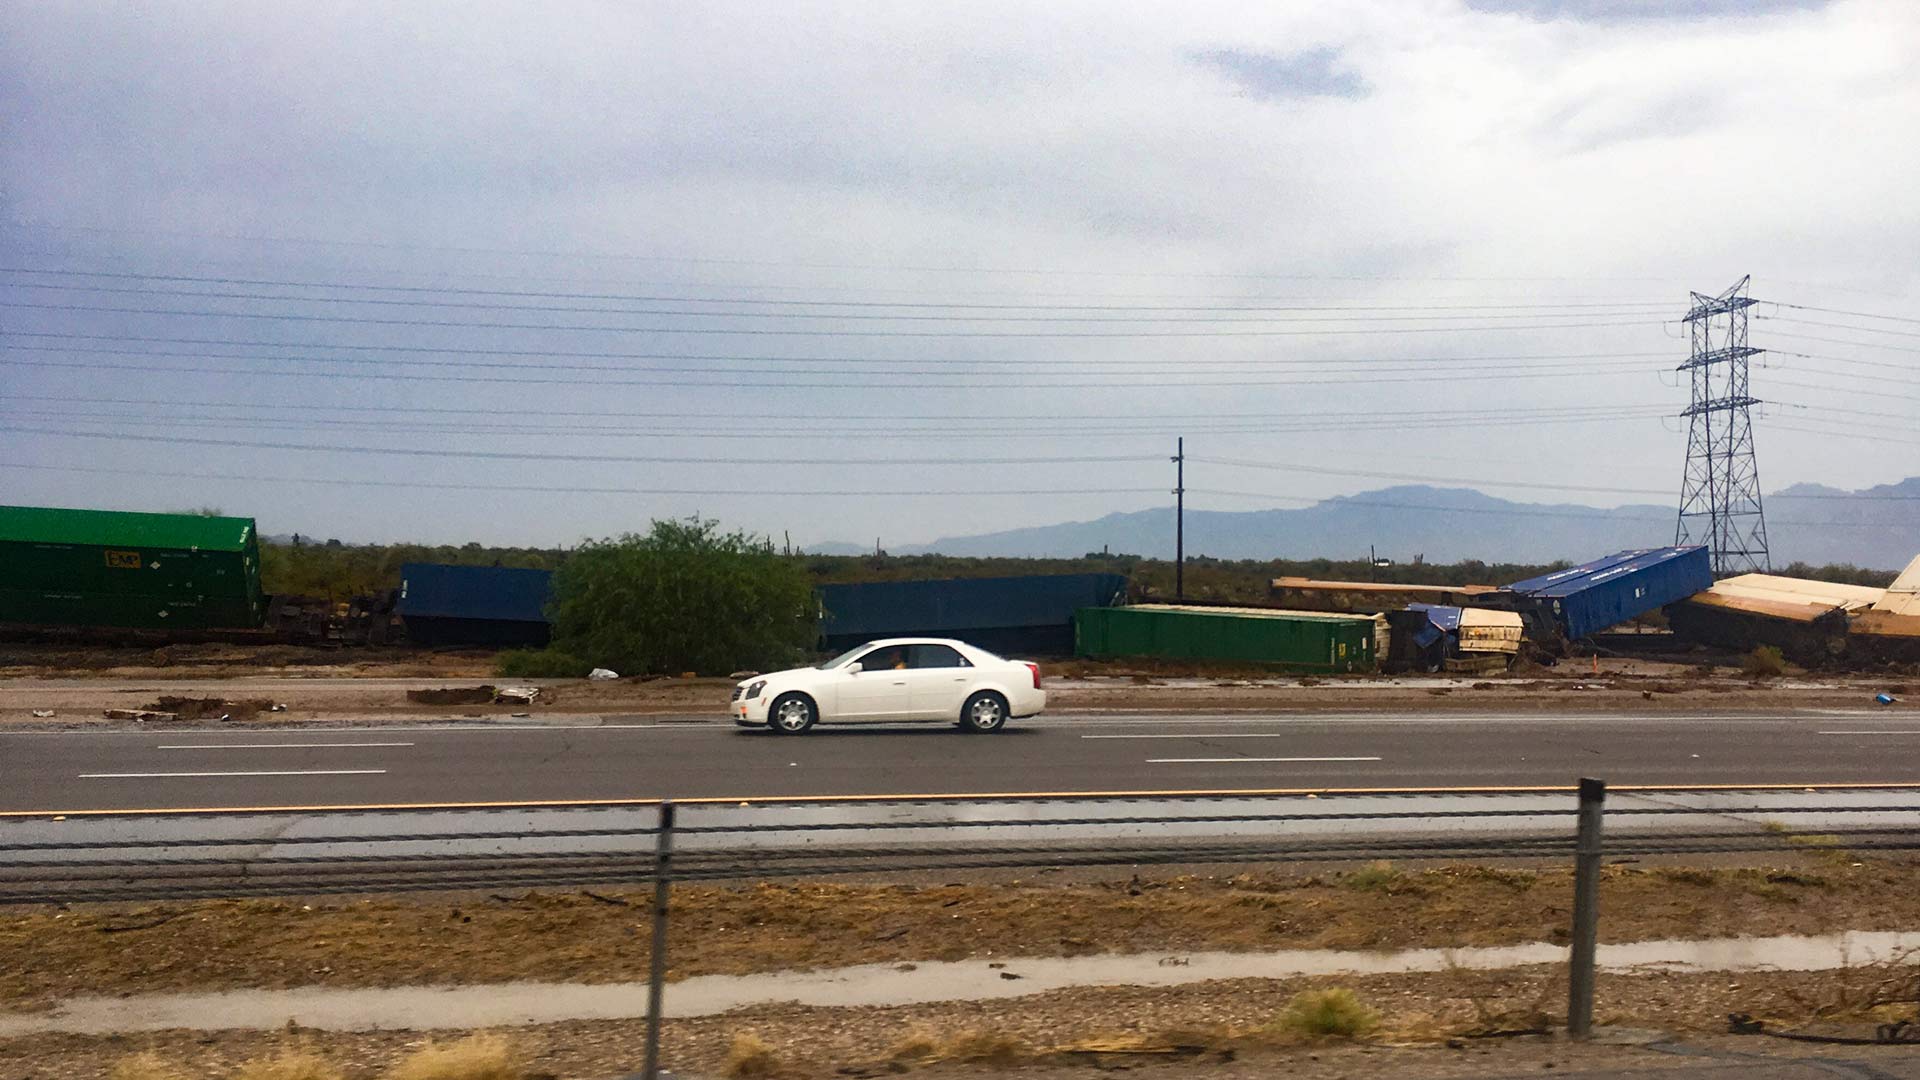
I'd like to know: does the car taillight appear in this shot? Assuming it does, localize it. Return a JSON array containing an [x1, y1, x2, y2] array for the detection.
[[1024, 662, 1041, 688]]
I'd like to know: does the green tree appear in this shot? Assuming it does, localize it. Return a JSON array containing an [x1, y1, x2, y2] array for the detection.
[[547, 517, 816, 675]]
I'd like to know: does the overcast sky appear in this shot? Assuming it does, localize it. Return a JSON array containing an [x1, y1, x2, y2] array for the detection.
[[2, 0, 1915, 552]]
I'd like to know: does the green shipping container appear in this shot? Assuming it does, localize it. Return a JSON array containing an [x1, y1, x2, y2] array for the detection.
[[1075, 604, 1379, 673], [0, 505, 266, 629]]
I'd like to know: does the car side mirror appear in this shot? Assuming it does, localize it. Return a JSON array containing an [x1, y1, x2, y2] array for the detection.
[[845, 662, 863, 675]]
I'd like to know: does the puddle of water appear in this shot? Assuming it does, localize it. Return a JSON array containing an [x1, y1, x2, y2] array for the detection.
[[4, 930, 1917, 1037]]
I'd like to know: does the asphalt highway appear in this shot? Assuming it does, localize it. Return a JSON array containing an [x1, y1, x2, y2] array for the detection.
[[5, 708, 1920, 813]]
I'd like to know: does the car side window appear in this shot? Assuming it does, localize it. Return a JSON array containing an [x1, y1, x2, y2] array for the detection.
[[859, 646, 909, 671], [908, 644, 970, 669]]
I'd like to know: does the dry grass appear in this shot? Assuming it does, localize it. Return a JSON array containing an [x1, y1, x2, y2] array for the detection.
[[885, 1029, 942, 1065], [724, 1032, 782, 1078], [110, 1053, 193, 1080], [1271, 988, 1381, 1039], [386, 1033, 522, 1080], [1340, 861, 1403, 893], [233, 1049, 346, 1080], [939, 1029, 1032, 1065], [13, 862, 1920, 1008]]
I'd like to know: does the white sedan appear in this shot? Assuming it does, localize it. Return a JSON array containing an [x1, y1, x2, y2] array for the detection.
[[730, 638, 1045, 735]]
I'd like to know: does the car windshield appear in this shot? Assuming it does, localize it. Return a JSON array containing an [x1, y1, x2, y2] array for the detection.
[[815, 645, 871, 670]]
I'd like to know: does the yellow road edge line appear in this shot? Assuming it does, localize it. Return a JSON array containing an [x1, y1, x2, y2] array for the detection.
[[7, 781, 1920, 818]]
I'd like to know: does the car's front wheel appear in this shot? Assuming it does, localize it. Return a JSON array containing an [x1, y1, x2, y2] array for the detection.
[[769, 693, 817, 735], [959, 691, 1009, 733]]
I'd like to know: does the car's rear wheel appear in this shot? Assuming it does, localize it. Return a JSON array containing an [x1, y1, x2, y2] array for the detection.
[[769, 693, 817, 735], [960, 691, 1009, 733]]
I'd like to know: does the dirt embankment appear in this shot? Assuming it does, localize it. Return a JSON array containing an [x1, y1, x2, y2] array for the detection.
[[3, 861, 1914, 1009]]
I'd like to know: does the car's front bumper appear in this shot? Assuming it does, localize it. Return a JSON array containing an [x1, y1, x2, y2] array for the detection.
[[730, 690, 771, 727]]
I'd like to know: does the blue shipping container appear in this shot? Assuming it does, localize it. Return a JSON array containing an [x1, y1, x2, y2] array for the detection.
[[398, 563, 554, 622], [819, 572, 1128, 655], [1506, 546, 1711, 641]]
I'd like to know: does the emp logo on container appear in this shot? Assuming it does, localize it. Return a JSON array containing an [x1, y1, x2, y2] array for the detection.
[[104, 550, 142, 570]]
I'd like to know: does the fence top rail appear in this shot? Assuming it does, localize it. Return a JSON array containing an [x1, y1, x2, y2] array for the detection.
[[7, 781, 1920, 821]]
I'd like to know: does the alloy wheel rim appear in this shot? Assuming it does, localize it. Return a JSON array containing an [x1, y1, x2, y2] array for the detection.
[[777, 701, 809, 730], [972, 699, 1003, 728]]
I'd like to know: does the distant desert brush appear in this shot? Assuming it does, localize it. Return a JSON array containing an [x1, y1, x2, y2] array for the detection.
[[233, 1049, 346, 1080], [110, 1053, 193, 1080], [724, 1032, 782, 1078], [386, 1033, 523, 1080]]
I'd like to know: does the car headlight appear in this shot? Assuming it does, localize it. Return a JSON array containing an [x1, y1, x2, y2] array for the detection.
[[746, 680, 768, 699]]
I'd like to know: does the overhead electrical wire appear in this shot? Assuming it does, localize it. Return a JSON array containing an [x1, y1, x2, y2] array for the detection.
[[1763, 331, 1920, 355], [1185, 489, 1901, 528], [1768, 301, 1920, 326], [1190, 455, 1920, 501], [0, 269, 1678, 317], [0, 332, 1674, 368], [9, 407, 1667, 442], [0, 254, 1687, 305], [0, 426, 1160, 467], [0, 461, 1158, 499], [0, 392, 1673, 424], [0, 221, 1707, 283], [0, 356, 1669, 389], [0, 300, 1670, 338], [5, 425, 1915, 503], [0, 460, 1898, 529], [1761, 316, 1920, 339], [0, 343, 1670, 375]]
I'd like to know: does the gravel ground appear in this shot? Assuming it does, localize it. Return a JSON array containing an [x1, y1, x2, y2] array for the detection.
[[9, 967, 1920, 1079]]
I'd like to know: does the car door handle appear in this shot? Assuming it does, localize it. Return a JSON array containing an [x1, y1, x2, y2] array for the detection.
[[892, 680, 907, 686]]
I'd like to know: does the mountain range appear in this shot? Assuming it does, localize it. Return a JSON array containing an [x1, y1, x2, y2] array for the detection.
[[817, 479, 1920, 570]]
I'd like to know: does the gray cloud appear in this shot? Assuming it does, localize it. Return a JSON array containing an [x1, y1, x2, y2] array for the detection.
[[1191, 47, 1368, 101]]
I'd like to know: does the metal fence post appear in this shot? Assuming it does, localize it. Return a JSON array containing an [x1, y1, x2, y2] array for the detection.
[[1567, 777, 1606, 1040], [642, 801, 677, 1080]]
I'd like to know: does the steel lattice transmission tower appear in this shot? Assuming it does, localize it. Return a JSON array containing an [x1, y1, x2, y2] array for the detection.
[[1674, 275, 1771, 575]]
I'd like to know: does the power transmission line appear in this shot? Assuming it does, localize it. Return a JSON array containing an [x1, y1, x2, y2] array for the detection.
[[0, 426, 1158, 467], [6, 425, 1913, 502], [0, 331, 1673, 367], [1768, 301, 1920, 326], [0, 300, 1669, 338], [0, 460, 1899, 529], [0, 268, 1679, 316], [0, 392, 1675, 423], [0, 342, 1668, 375], [0, 356, 1669, 390]]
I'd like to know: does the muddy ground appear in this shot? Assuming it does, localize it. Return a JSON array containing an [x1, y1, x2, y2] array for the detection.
[[12, 967, 1920, 1080], [3, 861, 1913, 1009]]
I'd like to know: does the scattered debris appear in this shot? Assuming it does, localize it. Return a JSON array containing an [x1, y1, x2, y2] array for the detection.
[[30, 710, 53, 718], [588, 668, 619, 680], [143, 696, 274, 721], [104, 708, 177, 722], [728, 670, 760, 680], [494, 686, 541, 705], [99, 913, 183, 934], [407, 685, 496, 706], [270, 703, 288, 712], [1878, 693, 1899, 706], [510, 712, 530, 718]]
